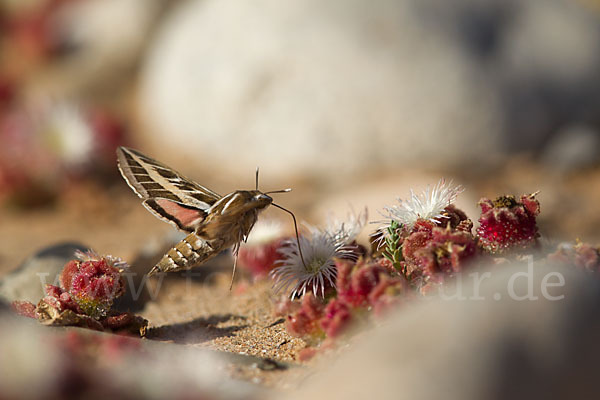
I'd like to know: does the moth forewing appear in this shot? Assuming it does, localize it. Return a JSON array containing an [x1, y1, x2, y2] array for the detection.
[[116, 147, 221, 208]]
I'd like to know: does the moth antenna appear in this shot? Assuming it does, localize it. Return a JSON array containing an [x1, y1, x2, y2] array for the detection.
[[272, 203, 307, 268], [264, 188, 292, 195], [255, 167, 259, 190]]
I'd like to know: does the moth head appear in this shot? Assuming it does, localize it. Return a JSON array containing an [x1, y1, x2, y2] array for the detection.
[[253, 167, 291, 210], [254, 167, 307, 268], [249, 190, 274, 209]]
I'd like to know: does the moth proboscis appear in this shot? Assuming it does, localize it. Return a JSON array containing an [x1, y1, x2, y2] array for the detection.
[[116, 147, 306, 287]]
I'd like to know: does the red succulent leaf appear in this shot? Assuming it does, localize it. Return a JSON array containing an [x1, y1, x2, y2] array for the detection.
[[402, 229, 434, 264], [285, 294, 326, 338], [11, 300, 37, 318], [337, 260, 386, 308], [297, 347, 318, 362], [320, 299, 352, 338], [59, 260, 80, 291], [368, 277, 409, 317]]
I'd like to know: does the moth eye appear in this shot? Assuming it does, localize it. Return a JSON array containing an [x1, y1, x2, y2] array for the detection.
[[255, 193, 272, 202]]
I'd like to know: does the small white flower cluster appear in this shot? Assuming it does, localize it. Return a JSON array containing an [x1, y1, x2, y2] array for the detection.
[[325, 207, 368, 247], [270, 180, 463, 300], [38, 103, 95, 167], [381, 178, 464, 231], [270, 209, 367, 299]]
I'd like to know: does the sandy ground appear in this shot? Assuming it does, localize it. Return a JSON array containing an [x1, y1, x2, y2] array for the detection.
[[142, 277, 309, 388], [2, 161, 600, 388]]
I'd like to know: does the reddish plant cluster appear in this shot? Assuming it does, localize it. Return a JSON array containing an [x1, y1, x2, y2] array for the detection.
[[0, 13, 128, 208], [58, 330, 142, 363], [388, 196, 540, 292], [275, 191, 546, 347], [40, 283, 84, 315], [11, 300, 37, 318], [412, 226, 481, 294], [548, 241, 600, 273], [477, 194, 540, 253], [400, 220, 435, 265], [336, 259, 407, 315], [0, 0, 129, 208], [238, 238, 287, 279], [385, 207, 481, 293], [0, 104, 127, 206], [12, 252, 147, 336], [283, 259, 409, 342], [284, 294, 326, 339], [1, 0, 80, 62], [59, 256, 125, 318]]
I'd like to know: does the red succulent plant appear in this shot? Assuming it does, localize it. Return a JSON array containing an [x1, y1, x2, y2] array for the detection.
[[548, 241, 600, 273], [60, 252, 126, 318], [477, 193, 540, 253]]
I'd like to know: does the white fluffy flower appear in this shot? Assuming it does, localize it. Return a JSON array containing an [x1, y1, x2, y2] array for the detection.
[[270, 227, 355, 299], [325, 207, 368, 247], [271, 208, 368, 299], [244, 219, 284, 246], [381, 179, 464, 230]]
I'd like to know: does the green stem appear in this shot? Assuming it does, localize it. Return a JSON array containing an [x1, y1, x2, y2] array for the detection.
[[383, 220, 404, 272]]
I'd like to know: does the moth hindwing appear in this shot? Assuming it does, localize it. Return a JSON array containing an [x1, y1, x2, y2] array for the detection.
[[116, 147, 274, 275]]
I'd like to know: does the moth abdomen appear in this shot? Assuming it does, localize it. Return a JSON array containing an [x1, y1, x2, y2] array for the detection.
[[148, 233, 223, 275]]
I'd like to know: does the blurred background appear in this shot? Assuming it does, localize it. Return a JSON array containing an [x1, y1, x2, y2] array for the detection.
[[1, 0, 600, 273]]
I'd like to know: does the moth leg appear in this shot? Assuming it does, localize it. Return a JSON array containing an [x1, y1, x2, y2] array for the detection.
[[229, 241, 241, 290]]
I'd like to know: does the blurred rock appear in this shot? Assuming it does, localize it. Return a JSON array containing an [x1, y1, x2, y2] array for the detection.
[[496, 0, 600, 152], [0, 316, 60, 400], [541, 125, 600, 172], [284, 262, 600, 400], [0, 242, 88, 303], [0, 298, 8, 313], [139, 0, 504, 184], [26, 0, 171, 98], [139, 0, 600, 183], [408, 0, 600, 153], [0, 315, 261, 400]]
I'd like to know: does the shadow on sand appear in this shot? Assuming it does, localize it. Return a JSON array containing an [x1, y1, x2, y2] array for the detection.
[[146, 314, 248, 344]]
